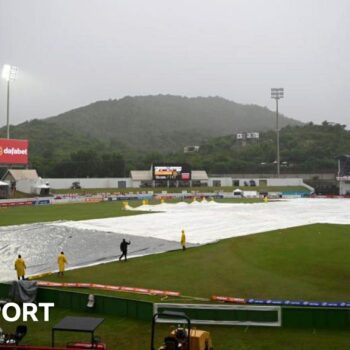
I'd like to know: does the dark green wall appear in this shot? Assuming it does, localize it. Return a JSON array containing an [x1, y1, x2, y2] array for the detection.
[[0, 283, 153, 322], [1, 283, 350, 330], [156, 304, 278, 324], [283, 307, 350, 330]]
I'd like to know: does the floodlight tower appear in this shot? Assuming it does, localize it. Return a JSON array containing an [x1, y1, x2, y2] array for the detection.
[[271, 88, 284, 177], [2, 64, 18, 139]]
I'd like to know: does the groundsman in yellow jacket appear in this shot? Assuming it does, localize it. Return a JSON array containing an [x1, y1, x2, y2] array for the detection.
[[181, 229, 186, 251], [58, 251, 68, 276], [15, 255, 26, 280]]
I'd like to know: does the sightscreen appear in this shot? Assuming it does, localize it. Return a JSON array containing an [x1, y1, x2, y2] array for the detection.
[[337, 156, 350, 181]]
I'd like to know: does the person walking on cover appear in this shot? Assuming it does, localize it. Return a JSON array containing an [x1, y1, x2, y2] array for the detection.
[[180, 229, 186, 251], [57, 251, 68, 277], [14, 255, 26, 280], [119, 239, 131, 262]]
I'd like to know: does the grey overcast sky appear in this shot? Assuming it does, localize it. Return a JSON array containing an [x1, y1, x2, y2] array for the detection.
[[0, 0, 349, 127]]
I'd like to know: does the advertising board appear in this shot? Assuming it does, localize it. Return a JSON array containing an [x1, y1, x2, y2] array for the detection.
[[0, 139, 29, 165]]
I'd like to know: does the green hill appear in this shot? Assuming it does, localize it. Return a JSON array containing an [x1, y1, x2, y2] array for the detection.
[[0, 95, 304, 176], [170, 121, 349, 174], [44, 95, 301, 152], [0, 95, 301, 158]]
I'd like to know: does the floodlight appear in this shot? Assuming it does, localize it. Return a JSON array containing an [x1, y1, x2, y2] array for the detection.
[[2, 64, 18, 81], [270, 88, 285, 177], [2, 64, 19, 138], [271, 88, 284, 99]]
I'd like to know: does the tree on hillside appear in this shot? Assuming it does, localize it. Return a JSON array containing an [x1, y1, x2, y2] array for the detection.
[[47, 150, 125, 178]]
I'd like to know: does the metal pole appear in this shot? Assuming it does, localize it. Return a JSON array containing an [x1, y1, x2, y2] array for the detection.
[[6, 80, 10, 139], [51, 329, 55, 347], [276, 98, 280, 177]]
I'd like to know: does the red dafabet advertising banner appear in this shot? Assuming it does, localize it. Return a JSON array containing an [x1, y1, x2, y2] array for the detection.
[[0, 139, 29, 164]]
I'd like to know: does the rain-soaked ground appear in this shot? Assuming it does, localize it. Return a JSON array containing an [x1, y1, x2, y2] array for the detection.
[[1, 198, 349, 281]]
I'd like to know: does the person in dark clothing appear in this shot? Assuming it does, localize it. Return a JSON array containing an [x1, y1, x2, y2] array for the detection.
[[119, 239, 131, 262]]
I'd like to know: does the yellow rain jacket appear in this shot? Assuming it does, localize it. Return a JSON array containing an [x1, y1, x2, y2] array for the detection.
[[181, 230, 186, 247], [15, 258, 26, 278], [58, 254, 68, 272]]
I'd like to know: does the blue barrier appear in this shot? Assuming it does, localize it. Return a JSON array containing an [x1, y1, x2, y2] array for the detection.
[[107, 194, 224, 201], [107, 194, 153, 201], [247, 298, 350, 308], [282, 191, 310, 197], [32, 199, 51, 205]]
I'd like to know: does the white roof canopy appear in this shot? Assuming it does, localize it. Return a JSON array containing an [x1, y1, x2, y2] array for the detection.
[[3, 169, 39, 181]]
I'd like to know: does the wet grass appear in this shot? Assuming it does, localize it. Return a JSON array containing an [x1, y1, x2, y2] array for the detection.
[[0, 201, 143, 227], [3, 307, 350, 350], [3, 202, 350, 349], [42, 224, 350, 303], [26, 223, 350, 349], [0, 197, 262, 227]]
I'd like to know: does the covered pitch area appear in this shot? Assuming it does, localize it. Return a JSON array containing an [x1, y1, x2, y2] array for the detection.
[[0, 198, 349, 282]]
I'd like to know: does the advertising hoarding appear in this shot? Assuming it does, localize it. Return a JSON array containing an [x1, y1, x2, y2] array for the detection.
[[0, 139, 29, 165], [153, 164, 191, 181]]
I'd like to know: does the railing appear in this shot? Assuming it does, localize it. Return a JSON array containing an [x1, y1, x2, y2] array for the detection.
[[0, 346, 67, 350]]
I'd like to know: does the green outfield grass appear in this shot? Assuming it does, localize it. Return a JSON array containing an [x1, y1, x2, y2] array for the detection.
[[3, 200, 350, 349], [42, 224, 350, 303], [3, 307, 350, 350], [0, 201, 143, 227], [29, 223, 350, 350], [0, 198, 262, 227]]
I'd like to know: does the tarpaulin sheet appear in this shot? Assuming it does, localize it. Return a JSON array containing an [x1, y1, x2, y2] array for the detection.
[[0, 225, 187, 282], [54, 198, 350, 243], [0, 198, 349, 282], [9, 280, 37, 303]]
